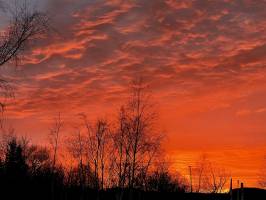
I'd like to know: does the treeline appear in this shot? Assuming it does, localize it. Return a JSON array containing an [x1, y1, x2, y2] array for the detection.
[[0, 81, 189, 200], [0, 136, 187, 200]]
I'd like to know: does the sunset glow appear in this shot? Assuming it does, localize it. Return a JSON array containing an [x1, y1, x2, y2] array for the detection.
[[1, 0, 266, 189]]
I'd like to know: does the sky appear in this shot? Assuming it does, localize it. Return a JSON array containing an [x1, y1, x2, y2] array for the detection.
[[1, 0, 266, 188]]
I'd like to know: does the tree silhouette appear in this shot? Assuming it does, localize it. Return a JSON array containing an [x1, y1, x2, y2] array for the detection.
[[0, 0, 49, 112], [5, 137, 27, 177], [0, 0, 49, 66], [191, 154, 230, 193], [1, 137, 28, 198]]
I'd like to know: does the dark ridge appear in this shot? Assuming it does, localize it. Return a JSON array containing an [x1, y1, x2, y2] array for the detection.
[[232, 188, 266, 200]]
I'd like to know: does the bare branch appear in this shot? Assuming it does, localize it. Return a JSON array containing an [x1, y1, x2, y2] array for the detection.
[[0, 1, 49, 66], [49, 113, 63, 169]]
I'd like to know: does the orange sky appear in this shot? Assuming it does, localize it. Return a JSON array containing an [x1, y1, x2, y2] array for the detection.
[[1, 0, 266, 188]]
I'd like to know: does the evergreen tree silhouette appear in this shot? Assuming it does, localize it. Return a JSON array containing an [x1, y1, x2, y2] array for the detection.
[[2, 138, 28, 198]]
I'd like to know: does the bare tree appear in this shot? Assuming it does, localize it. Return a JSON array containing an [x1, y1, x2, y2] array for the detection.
[[205, 163, 229, 193], [110, 79, 163, 199], [96, 119, 109, 190], [126, 79, 161, 189], [0, 0, 49, 66], [192, 155, 230, 193], [66, 126, 87, 188], [65, 115, 110, 200], [110, 106, 131, 190], [194, 154, 208, 193], [48, 113, 63, 200], [49, 113, 63, 170], [0, 0, 49, 113], [258, 156, 266, 188], [83, 116, 109, 190], [259, 178, 266, 188]]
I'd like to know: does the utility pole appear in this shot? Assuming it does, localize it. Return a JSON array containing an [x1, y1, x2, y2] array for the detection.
[[230, 178, 233, 200], [237, 180, 240, 200], [241, 182, 244, 200], [189, 166, 193, 193]]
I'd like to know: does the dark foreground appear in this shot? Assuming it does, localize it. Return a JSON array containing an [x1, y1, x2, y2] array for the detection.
[[1, 188, 266, 200], [0, 138, 265, 200]]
